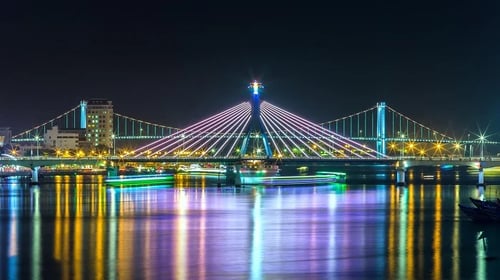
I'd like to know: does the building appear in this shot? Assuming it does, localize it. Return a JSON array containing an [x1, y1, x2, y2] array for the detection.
[[85, 99, 114, 149], [44, 126, 84, 150], [0, 127, 11, 148]]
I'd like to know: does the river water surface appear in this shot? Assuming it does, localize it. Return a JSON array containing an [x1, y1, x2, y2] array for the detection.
[[1, 173, 500, 279]]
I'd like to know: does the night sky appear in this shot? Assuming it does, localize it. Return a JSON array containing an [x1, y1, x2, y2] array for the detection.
[[1, 1, 500, 141]]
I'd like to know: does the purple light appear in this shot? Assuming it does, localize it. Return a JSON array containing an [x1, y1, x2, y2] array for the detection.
[[133, 99, 384, 159], [133, 102, 251, 157]]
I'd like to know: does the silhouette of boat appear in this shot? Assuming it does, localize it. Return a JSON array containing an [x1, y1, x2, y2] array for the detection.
[[459, 197, 500, 222], [459, 204, 496, 222], [469, 197, 500, 210]]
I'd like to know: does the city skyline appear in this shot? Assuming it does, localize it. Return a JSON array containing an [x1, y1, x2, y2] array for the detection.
[[1, 2, 499, 140]]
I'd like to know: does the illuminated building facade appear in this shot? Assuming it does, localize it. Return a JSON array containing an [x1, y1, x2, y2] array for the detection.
[[44, 126, 83, 150], [86, 99, 114, 148]]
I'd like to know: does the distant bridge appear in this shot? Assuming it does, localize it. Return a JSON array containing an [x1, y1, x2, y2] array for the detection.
[[7, 83, 499, 160], [11, 103, 179, 143]]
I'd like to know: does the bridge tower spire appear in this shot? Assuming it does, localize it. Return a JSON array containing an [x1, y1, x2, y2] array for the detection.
[[80, 100, 87, 129], [240, 81, 273, 157], [376, 101, 386, 157]]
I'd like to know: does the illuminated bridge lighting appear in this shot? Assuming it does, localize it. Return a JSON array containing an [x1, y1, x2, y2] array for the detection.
[[132, 98, 384, 159], [11, 83, 497, 157]]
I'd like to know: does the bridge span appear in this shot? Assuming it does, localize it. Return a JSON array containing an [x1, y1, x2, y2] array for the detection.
[[398, 157, 500, 169], [3, 156, 500, 186], [3, 155, 500, 170], [7, 81, 499, 163]]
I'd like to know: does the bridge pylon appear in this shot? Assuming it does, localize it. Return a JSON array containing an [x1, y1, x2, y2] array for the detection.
[[376, 102, 386, 157], [240, 81, 273, 157], [80, 100, 87, 129]]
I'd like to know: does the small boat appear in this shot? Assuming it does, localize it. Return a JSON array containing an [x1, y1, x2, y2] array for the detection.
[[459, 197, 500, 223], [459, 204, 494, 223], [240, 172, 346, 186], [240, 160, 280, 176], [469, 197, 500, 210], [105, 173, 174, 187], [179, 164, 226, 175]]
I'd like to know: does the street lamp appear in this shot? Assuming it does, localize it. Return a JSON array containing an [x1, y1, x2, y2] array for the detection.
[[400, 133, 405, 158], [479, 135, 485, 160], [467, 133, 471, 157], [112, 134, 116, 156], [453, 143, 461, 157], [34, 135, 40, 157], [463, 141, 466, 157]]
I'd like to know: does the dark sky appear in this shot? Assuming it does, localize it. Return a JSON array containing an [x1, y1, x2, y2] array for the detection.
[[1, 1, 500, 140]]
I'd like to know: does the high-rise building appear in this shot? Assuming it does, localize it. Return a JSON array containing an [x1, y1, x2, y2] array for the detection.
[[85, 99, 114, 148]]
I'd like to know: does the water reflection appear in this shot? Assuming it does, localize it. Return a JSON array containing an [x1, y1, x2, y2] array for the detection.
[[1, 176, 500, 279]]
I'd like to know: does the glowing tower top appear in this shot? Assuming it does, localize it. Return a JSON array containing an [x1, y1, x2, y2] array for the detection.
[[249, 80, 263, 95], [240, 80, 272, 157]]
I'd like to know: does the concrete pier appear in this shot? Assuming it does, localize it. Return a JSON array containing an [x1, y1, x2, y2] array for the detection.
[[396, 167, 406, 186], [477, 167, 485, 200], [477, 167, 485, 186], [30, 166, 40, 185]]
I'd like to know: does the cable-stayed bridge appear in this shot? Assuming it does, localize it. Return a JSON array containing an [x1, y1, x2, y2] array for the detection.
[[8, 83, 499, 160]]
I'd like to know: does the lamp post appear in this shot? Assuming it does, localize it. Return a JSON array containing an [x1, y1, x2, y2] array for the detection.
[[480, 135, 485, 160], [468, 133, 471, 157], [400, 133, 405, 158], [112, 134, 116, 156], [34, 135, 40, 157], [463, 141, 466, 157]]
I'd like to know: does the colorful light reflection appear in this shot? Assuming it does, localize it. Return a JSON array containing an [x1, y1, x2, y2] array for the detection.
[[0, 177, 499, 278]]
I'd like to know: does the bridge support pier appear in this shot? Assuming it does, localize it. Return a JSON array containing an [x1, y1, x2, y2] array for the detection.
[[477, 167, 485, 200], [107, 166, 118, 177], [396, 167, 406, 186], [234, 165, 241, 187], [30, 166, 40, 185], [225, 165, 241, 187]]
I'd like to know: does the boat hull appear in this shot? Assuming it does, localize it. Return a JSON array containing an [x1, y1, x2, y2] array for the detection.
[[459, 204, 494, 222], [459, 198, 500, 222], [240, 172, 345, 186], [105, 174, 174, 187]]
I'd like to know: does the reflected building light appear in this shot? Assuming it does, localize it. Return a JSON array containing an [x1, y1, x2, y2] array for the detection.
[[31, 188, 42, 280], [476, 231, 487, 279], [452, 185, 460, 280], [387, 185, 397, 279], [94, 185, 106, 279], [73, 184, 83, 280], [54, 183, 62, 261], [198, 189, 207, 280], [406, 184, 415, 279], [117, 191, 136, 280], [251, 192, 263, 280], [174, 189, 188, 279], [328, 192, 337, 273], [8, 192, 19, 280], [108, 189, 117, 280], [398, 186, 408, 280], [432, 184, 442, 280]]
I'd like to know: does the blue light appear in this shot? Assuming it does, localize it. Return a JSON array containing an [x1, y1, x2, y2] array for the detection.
[[249, 81, 263, 95]]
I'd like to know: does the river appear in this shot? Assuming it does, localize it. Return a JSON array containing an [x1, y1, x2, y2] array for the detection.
[[1, 171, 500, 279]]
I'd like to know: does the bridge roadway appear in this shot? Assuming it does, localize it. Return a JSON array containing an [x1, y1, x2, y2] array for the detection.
[[2, 156, 500, 170]]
